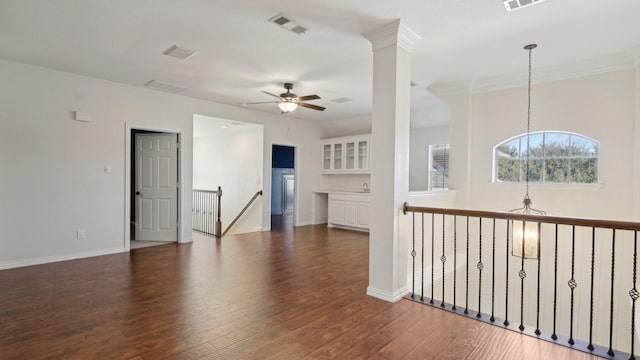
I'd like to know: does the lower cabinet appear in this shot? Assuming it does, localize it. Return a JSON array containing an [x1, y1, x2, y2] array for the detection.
[[328, 193, 370, 230], [328, 200, 346, 225]]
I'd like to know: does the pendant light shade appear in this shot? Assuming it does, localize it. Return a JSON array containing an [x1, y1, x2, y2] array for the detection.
[[278, 100, 298, 113]]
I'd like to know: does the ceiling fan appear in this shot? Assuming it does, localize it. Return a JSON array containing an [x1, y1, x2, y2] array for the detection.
[[247, 83, 325, 113]]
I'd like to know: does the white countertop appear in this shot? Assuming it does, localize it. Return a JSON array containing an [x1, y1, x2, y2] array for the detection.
[[314, 190, 371, 195]]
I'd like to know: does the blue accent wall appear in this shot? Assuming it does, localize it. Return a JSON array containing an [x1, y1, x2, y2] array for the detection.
[[272, 145, 294, 168]]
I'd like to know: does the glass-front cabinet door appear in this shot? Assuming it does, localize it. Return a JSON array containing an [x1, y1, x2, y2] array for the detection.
[[322, 144, 332, 171], [345, 141, 356, 170], [333, 143, 343, 170], [357, 140, 369, 170]]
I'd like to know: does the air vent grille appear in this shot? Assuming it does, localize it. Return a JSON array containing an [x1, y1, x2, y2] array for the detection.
[[503, 0, 547, 12], [269, 13, 307, 35], [273, 16, 290, 25], [144, 80, 187, 93], [162, 45, 197, 61]]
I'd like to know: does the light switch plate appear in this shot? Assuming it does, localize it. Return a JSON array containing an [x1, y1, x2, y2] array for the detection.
[[74, 111, 91, 122]]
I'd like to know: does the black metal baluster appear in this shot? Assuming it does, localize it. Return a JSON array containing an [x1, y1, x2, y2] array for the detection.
[[551, 224, 558, 340], [630, 231, 638, 360], [421, 214, 425, 301], [535, 222, 541, 336], [568, 225, 577, 345], [491, 218, 496, 322], [441, 214, 446, 308], [519, 221, 526, 331], [411, 212, 416, 298], [465, 216, 469, 314], [453, 216, 457, 311], [504, 220, 510, 326], [588, 227, 595, 351], [431, 213, 435, 304], [477, 217, 483, 318], [607, 229, 616, 357]]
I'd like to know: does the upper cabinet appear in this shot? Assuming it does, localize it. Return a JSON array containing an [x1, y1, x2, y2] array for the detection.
[[321, 135, 370, 174]]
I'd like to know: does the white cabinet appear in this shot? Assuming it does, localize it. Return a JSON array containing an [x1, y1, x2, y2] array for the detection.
[[328, 199, 345, 225], [321, 135, 370, 174], [328, 193, 370, 231]]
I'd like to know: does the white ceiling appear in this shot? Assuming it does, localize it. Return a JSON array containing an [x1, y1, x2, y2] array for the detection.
[[1, 0, 639, 126]]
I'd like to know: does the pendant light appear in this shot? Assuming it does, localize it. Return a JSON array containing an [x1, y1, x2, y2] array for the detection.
[[509, 44, 546, 259]]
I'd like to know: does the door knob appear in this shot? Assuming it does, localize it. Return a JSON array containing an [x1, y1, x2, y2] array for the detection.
[[136, 191, 140, 195]]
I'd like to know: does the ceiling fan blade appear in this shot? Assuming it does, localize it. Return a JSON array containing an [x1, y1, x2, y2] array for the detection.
[[246, 101, 279, 105], [298, 94, 321, 101], [299, 102, 326, 111], [261, 91, 282, 99]]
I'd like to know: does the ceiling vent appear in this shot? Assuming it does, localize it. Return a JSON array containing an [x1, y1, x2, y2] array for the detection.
[[162, 45, 198, 61], [503, 0, 548, 12], [268, 13, 308, 35], [331, 97, 351, 103], [144, 80, 187, 93]]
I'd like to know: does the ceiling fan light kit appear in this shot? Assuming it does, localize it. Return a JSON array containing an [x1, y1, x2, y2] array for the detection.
[[278, 101, 298, 113]]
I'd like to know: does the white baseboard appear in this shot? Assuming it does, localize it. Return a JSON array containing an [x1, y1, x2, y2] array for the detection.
[[0, 247, 127, 270], [367, 285, 410, 303], [179, 236, 193, 244]]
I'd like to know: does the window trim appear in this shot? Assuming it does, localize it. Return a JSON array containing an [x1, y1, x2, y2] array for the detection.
[[492, 131, 599, 184]]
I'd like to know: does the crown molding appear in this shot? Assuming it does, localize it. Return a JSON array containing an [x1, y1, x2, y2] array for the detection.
[[428, 53, 637, 96], [364, 19, 421, 53], [428, 79, 474, 97]]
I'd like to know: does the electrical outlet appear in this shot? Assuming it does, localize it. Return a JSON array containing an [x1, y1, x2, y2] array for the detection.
[[77, 229, 86, 239]]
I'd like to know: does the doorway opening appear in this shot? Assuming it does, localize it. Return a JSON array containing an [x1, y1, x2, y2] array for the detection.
[[271, 145, 295, 231], [193, 115, 264, 236], [130, 129, 180, 249]]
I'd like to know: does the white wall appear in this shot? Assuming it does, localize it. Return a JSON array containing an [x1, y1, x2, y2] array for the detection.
[[0, 59, 324, 269], [462, 69, 636, 220], [409, 125, 449, 191], [319, 114, 371, 138], [193, 117, 264, 235]]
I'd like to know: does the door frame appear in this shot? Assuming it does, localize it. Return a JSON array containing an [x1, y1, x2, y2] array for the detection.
[[268, 142, 298, 230], [125, 123, 185, 250]]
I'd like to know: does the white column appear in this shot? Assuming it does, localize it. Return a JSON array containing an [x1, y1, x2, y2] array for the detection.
[[365, 20, 420, 302]]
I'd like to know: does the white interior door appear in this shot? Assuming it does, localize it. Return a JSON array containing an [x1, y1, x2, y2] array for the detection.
[[282, 174, 295, 214], [135, 133, 178, 241]]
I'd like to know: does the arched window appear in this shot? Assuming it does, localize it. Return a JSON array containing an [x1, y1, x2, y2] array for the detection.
[[493, 132, 598, 184]]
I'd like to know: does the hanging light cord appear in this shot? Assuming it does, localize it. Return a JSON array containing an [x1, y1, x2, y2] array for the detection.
[[525, 45, 533, 200], [510, 44, 544, 216]]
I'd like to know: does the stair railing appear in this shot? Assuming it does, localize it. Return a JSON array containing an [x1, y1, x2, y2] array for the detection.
[[222, 190, 263, 236]]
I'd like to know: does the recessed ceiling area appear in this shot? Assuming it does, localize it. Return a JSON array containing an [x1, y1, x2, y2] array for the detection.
[[0, 0, 638, 126]]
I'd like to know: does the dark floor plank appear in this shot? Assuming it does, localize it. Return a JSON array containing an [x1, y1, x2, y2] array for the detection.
[[0, 224, 598, 360]]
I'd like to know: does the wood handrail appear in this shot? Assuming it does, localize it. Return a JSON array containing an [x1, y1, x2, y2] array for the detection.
[[193, 188, 219, 193], [223, 190, 263, 236], [403, 202, 640, 231]]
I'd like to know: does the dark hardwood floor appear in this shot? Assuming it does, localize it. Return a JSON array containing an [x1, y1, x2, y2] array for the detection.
[[0, 225, 597, 359]]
